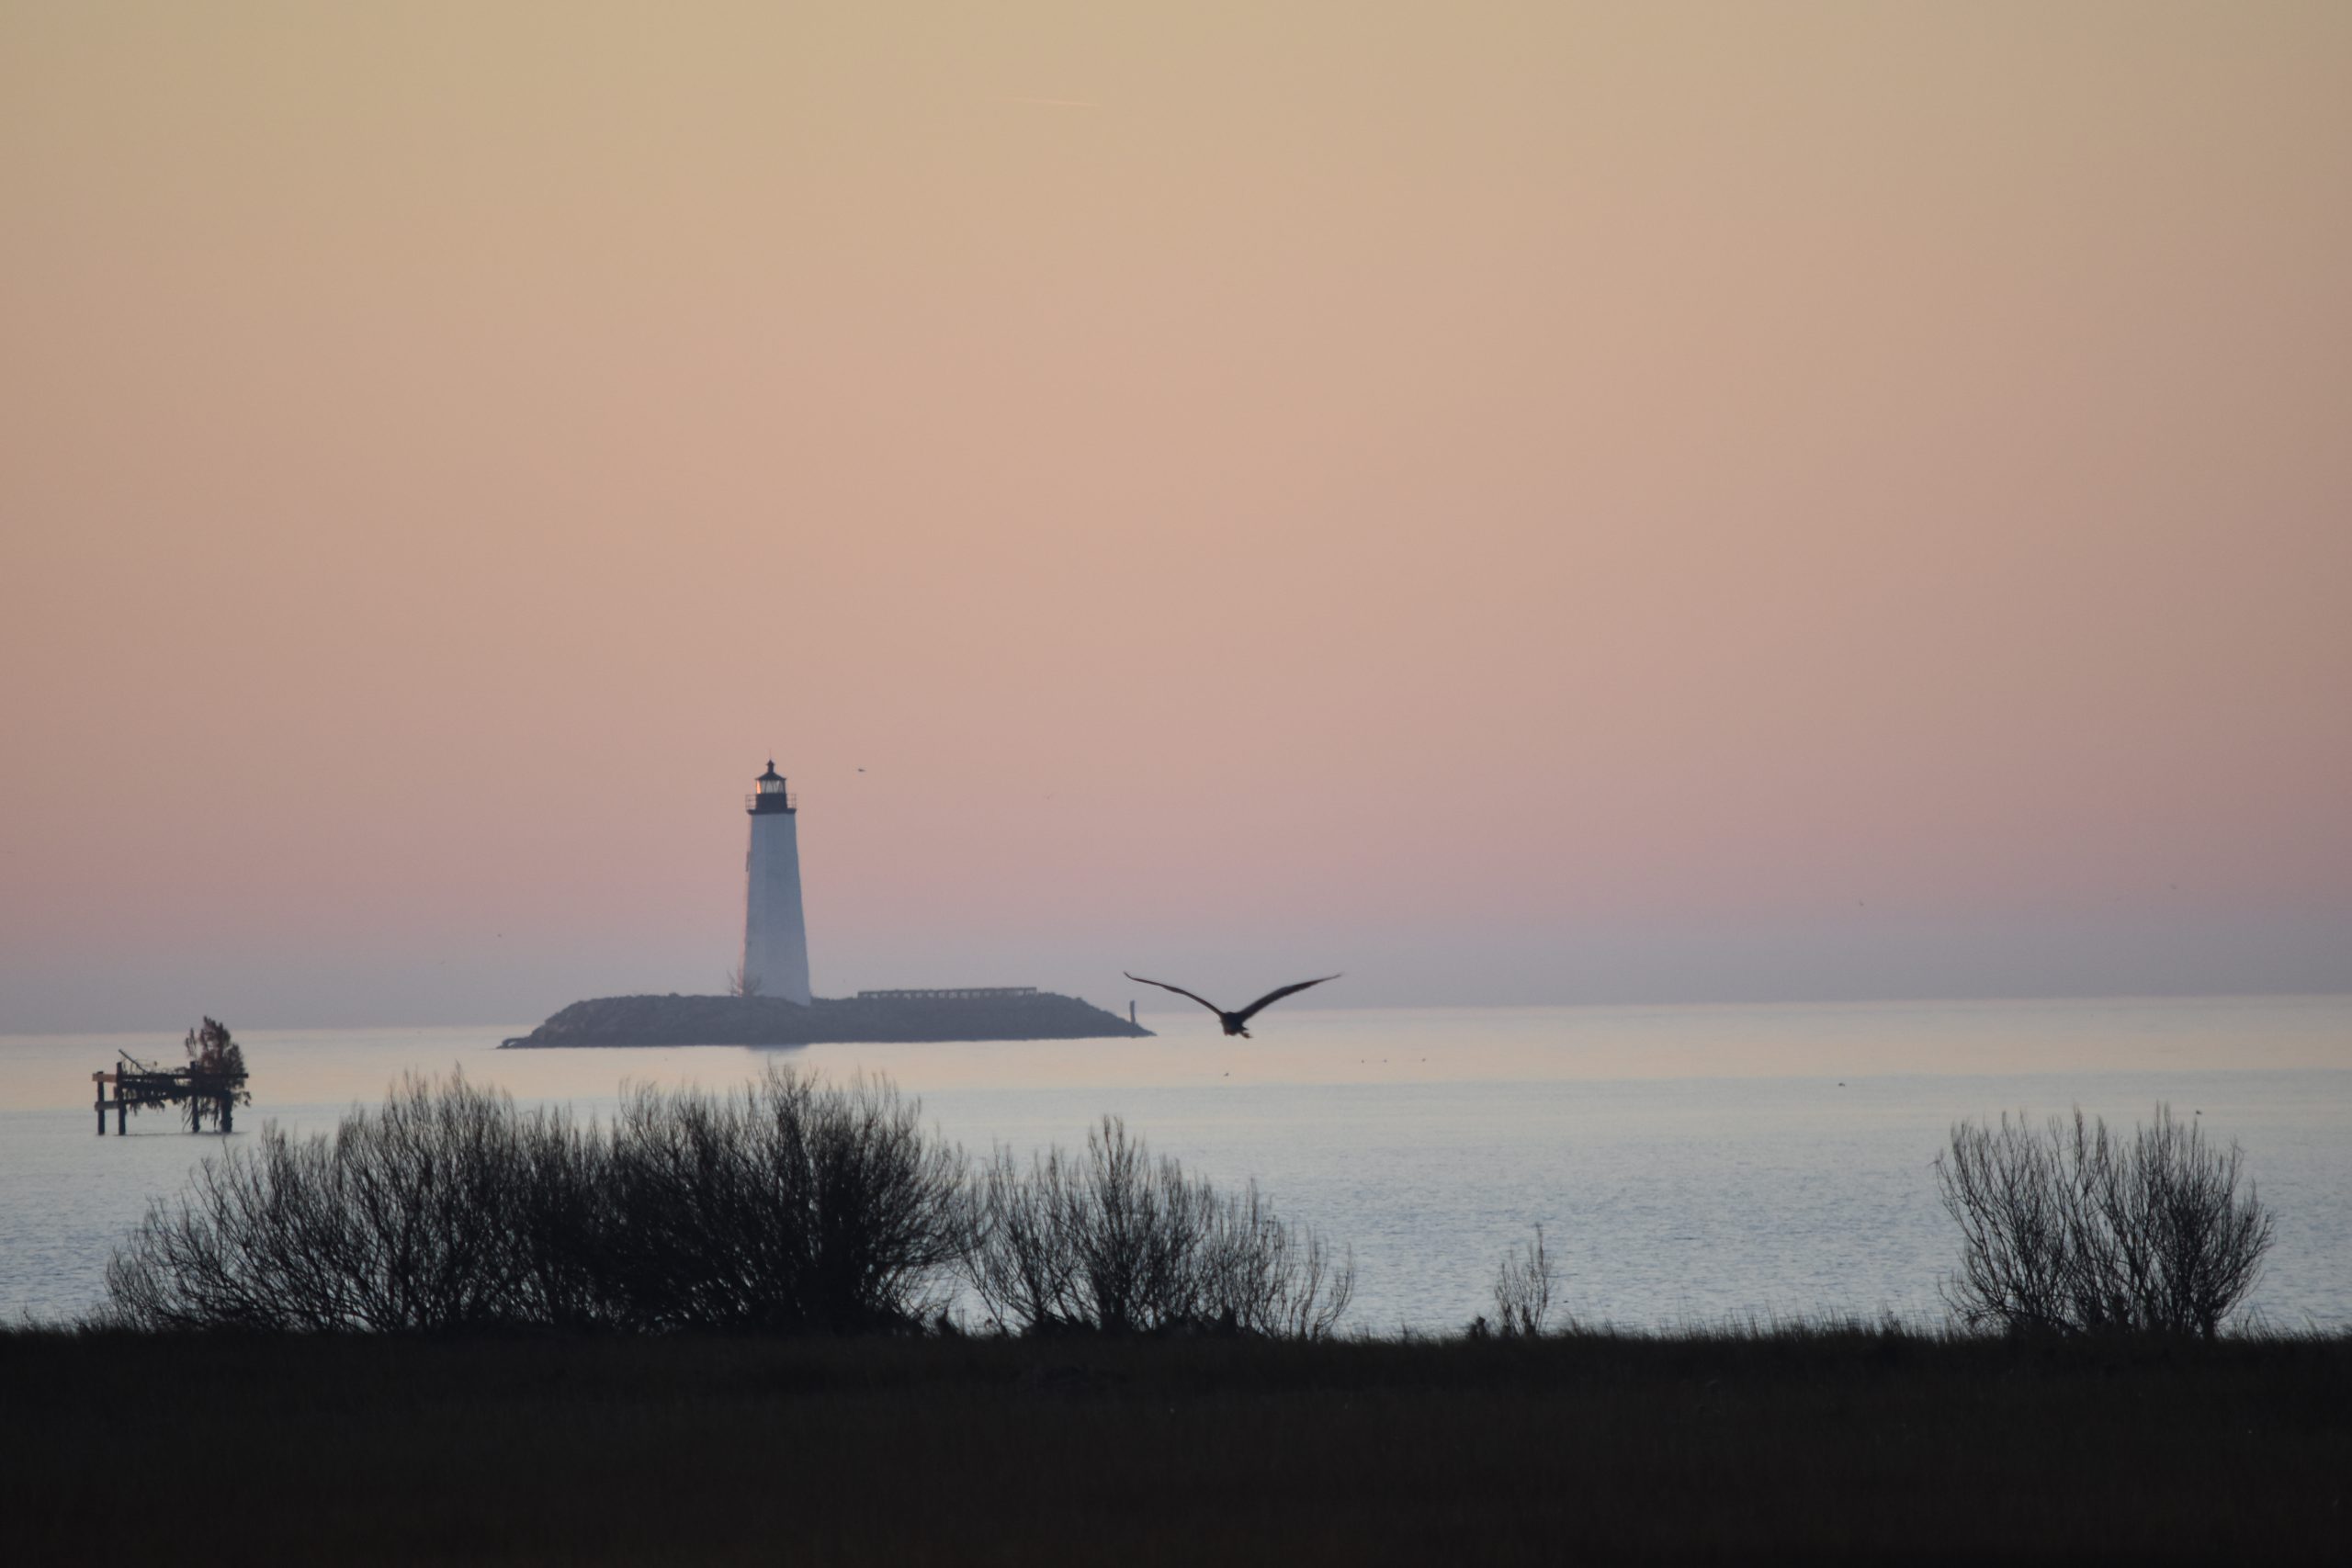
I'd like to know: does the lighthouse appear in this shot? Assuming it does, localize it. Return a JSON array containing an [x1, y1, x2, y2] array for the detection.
[[741, 761, 812, 1006]]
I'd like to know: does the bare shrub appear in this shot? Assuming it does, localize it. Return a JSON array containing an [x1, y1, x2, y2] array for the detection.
[[598, 1070, 964, 1333], [503, 1100, 620, 1330], [106, 1072, 561, 1331], [1934, 1105, 2275, 1340], [1492, 1225, 1556, 1337], [104, 1067, 964, 1335], [1202, 1179, 1356, 1340], [962, 1116, 1352, 1337]]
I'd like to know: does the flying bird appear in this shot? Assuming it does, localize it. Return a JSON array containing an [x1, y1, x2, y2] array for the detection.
[[1124, 972, 1340, 1037]]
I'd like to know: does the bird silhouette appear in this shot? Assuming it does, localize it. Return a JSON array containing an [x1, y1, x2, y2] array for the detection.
[[1125, 972, 1340, 1037]]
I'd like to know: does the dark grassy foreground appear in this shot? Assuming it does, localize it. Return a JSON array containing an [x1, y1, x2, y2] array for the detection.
[[5, 1327, 2346, 1565]]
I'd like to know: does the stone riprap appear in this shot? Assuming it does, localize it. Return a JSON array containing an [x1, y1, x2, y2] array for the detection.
[[501, 990, 1152, 1047]]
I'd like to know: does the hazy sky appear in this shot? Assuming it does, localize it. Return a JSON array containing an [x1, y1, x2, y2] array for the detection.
[[5, 3, 2348, 1032]]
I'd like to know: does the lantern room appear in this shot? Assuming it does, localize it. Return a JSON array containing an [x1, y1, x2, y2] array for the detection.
[[746, 760, 797, 815]]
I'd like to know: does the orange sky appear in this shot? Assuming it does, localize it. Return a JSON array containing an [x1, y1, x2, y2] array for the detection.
[[5, 3, 2348, 1030]]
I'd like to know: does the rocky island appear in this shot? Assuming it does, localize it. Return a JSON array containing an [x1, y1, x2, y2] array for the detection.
[[500, 987, 1151, 1048]]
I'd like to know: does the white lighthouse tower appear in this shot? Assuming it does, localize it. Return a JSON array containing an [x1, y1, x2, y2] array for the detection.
[[741, 760, 812, 1006]]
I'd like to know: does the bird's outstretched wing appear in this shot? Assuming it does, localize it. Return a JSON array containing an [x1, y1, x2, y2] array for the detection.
[[1231, 974, 1342, 1025], [1125, 973, 1227, 1017]]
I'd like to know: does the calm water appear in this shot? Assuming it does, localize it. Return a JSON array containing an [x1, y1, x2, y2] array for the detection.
[[5, 996, 2348, 1330]]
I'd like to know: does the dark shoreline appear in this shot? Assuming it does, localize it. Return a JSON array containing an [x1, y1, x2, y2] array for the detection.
[[7, 1325, 2346, 1563], [499, 989, 1154, 1048]]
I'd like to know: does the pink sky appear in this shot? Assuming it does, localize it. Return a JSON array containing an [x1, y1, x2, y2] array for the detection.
[[5, 4, 2348, 1031]]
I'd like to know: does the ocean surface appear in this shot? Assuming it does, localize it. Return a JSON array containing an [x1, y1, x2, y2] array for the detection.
[[5, 996, 2348, 1331]]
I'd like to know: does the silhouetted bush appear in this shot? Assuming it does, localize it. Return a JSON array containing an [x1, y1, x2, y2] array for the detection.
[[594, 1073, 964, 1333], [102, 1075, 1356, 1340], [1934, 1105, 2275, 1339], [105, 1073, 562, 1330], [1491, 1225, 1557, 1337], [962, 1116, 1353, 1337], [104, 1068, 963, 1334]]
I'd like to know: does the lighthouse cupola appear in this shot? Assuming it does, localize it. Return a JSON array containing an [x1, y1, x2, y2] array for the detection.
[[748, 760, 796, 815]]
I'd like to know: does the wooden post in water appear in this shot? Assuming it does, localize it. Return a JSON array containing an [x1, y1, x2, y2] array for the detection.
[[93, 1072, 106, 1135]]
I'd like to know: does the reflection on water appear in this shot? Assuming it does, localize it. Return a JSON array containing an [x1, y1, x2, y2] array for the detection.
[[5, 996, 2347, 1328]]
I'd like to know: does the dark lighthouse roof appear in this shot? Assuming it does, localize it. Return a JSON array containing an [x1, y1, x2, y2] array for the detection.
[[747, 760, 797, 815]]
